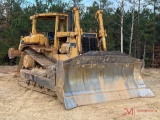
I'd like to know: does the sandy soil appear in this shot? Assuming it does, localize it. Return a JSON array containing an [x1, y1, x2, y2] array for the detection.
[[0, 66, 159, 120]]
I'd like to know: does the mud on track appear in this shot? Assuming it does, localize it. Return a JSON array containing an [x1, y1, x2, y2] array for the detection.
[[0, 66, 160, 120]]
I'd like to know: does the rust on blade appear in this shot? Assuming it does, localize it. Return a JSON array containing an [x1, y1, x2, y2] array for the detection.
[[56, 51, 154, 109]]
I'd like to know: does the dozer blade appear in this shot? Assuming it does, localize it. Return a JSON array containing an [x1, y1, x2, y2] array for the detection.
[[56, 51, 154, 109]]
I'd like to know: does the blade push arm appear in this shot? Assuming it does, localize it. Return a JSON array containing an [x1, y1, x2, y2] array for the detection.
[[73, 7, 82, 53], [95, 10, 107, 51], [32, 18, 37, 35]]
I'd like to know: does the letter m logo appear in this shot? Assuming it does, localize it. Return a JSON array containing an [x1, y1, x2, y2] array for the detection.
[[122, 108, 134, 116]]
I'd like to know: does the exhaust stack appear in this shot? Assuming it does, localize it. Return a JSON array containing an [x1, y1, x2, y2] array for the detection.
[[68, 11, 72, 32]]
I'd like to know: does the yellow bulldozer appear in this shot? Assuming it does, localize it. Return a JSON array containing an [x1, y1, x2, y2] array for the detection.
[[8, 7, 154, 109]]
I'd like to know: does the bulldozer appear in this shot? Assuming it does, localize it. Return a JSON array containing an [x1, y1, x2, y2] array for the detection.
[[8, 7, 154, 109]]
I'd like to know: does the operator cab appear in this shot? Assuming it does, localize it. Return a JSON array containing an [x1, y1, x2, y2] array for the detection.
[[29, 13, 68, 47]]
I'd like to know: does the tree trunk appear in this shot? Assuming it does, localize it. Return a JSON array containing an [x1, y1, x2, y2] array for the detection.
[[152, 0, 156, 63], [137, 0, 140, 58], [134, 39, 136, 57], [129, 0, 135, 55], [35, 0, 38, 13], [152, 43, 155, 61], [121, 0, 124, 53], [143, 41, 146, 60]]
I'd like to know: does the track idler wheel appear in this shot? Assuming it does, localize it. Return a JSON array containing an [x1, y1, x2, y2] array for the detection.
[[23, 55, 34, 69]]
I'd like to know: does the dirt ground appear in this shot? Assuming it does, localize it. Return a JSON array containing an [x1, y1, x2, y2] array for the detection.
[[0, 66, 159, 120]]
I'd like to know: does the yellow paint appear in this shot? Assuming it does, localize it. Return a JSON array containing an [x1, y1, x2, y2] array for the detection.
[[73, 7, 82, 53], [32, 18, 37, 34], [22, 34, 48, 46], [8, 48, 21, 59], [12, 7, 107, 62], [54, 15, 59, 50], [54, 54, 69, 61], [95, 10, 107, 51], [56, 32, 78, 37]]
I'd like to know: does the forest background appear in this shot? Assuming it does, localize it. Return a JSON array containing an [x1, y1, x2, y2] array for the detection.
[[0, 0, 159, 67]]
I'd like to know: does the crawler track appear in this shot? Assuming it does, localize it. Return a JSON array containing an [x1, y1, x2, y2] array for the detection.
[[17, 48, 56, 97], [18, 78, 56, 97]]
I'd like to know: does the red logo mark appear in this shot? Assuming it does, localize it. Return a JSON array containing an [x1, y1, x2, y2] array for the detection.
[[122, 108, 135, 116]]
